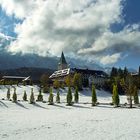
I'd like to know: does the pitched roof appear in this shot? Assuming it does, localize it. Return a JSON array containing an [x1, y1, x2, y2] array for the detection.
[[59, 52, 67, 64], [2, 76, 30, 81], [49, 68, 70, 79], [71, 68, 108, 77]]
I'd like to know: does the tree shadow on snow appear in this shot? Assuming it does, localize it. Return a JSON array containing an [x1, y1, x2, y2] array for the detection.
[[53, 104, 70, 109], [72, 104, 91, 109], [16, 102, 28, 109], [0, 100, 8, 108], [33, 103, 47, 109], [96, 105, 113, 109]]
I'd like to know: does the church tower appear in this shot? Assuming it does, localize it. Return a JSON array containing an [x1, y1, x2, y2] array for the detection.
[[58, 52, 68, 70]]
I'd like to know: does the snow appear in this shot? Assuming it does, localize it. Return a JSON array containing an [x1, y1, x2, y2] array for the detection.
[[0, 85, 140, 140]]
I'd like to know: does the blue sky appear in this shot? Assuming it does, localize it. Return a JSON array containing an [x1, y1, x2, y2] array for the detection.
[[0, 7, 21, 37], [0, 0, 140, 68]]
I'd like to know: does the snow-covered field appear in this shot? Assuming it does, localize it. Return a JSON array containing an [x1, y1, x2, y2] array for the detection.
[[0, 85, 140, 140]]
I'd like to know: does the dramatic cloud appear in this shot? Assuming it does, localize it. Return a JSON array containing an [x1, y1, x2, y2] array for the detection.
[[0, 0, 140, 65]]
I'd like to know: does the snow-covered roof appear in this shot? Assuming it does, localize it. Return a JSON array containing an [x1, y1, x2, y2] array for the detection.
[[2, 76, 30, 81], [49, 68, 70, 79]]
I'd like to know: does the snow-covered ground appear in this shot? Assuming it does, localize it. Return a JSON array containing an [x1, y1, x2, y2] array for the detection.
[[0, 85, 140, 140]]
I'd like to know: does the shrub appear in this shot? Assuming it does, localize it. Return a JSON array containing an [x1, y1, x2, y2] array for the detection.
[[48, 88, 54, 105], [23, 90, 27, 101], [37, 89, 43, 101], [56, 90, 60, 103], [66, 87, 73, 106], [7, 88, 10, 100], [12, 88, 17, 103], [91, 83, 97, 106], [29, 88, 35, 104], [74, 86, 79, 103], [112, 84, 120, 107]]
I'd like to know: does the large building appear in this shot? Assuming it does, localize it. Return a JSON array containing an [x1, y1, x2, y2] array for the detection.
[[49, 52, 108, 87]]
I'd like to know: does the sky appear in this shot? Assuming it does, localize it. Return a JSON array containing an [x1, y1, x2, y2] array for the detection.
[[0, 0, 140, 70]]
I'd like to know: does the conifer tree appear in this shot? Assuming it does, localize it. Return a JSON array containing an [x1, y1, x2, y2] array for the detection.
[[48, 88, 54, 105], [23, 90, 27, 101], [29, 88, 35, 104], [66, 87, 73, 106], [65, 75, 71, 87], [74, 86, 79, 103], [91, 83, 97, 106], [133, 86, 139, 104], [73, 73, 82, 90], [53, 80, 60, 89], [7, 88, 10, 100], [56, 90, 60, 103], [112, 84, 120, 107], [12, 88, 17, 103], [23, 80, 26, 86], [37, 88, 43, 101], [124, 67, 128, 79]]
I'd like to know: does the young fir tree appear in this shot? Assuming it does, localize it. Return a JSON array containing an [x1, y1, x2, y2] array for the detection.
[[37, 88, 43, 101], [7, 88, 10, 100], [133, 86, 139, 104], [66, 87, 73, 106], [23, 90, 27, 101], [91, 83, 97, 106], [48, 88, 54, 105], [56, 90, 60, 103], [12, 88, 17, 103], [112, 84, 120, 107], [74, 86, 79, 103], [22, 80, 26, 86], [29, 88, 35, 104]]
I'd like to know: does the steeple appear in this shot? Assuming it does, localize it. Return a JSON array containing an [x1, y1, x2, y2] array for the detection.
[[59, 52, 67, 64], [58, 52, 68, 70]]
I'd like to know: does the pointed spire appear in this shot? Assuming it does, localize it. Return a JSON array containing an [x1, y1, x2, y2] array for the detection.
[[59, 51, 67, 64]]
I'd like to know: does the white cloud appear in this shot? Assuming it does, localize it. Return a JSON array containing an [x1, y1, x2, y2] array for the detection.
[[1, 0, 140, 65], [100, 53, 121, 65], [0, 0, 36, 18]]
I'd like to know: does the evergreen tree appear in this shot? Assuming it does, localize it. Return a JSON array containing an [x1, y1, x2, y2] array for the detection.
[[22, 80, 26, 86], [56, 90, 60, 103], [7, 88, 10, 100], [91, 83, 97, 106], [124, 67, 128, 79], [37, 88, 43, 101], [65, 75, 71, 87], [30, 88, 35, 104], [74, 86, 79, 103], [23, 90, 27, 101], [133, 86, 139, 104], [12, 88, 17, 103], [48, 88, 54, 105], [66, 87, 73, 106], [112, 84, 120, 107], [110, 67, 118, 77], [73, 73, 82, 90], [53, 80, 60, 89], [118, 68, 124, 78]]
